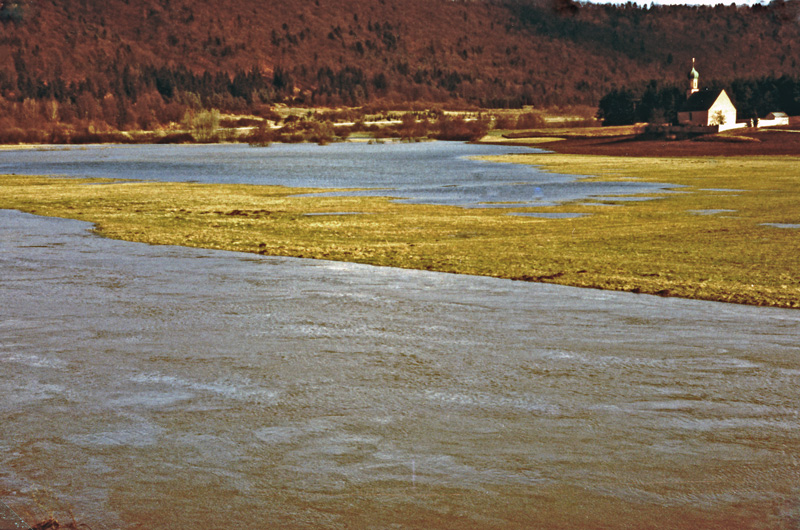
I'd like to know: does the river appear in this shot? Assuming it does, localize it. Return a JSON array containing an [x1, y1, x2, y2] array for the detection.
[[1, 144, 799, 529]]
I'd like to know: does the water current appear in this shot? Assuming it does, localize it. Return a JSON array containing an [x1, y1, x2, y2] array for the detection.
[[2, 209, 799, 529], [1, 143, 799, 529]]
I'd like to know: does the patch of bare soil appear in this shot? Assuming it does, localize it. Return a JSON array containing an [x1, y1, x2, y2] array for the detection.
[[542, 130, 800, 157]]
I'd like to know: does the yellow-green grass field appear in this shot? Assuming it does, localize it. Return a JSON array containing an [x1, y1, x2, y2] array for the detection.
[[1, 152, 798, 308]]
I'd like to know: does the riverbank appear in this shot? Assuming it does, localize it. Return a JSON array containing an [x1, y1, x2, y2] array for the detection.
[[482, 127, 800, 157], [1, 143, 798, 308]]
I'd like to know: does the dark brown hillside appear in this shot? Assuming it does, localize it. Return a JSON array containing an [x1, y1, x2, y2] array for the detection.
[[1, 0, 799, 134], [3, 0, 620, 105]]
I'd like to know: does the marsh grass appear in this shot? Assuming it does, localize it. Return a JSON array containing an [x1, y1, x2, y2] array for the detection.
[[1, 152, 798, 308]]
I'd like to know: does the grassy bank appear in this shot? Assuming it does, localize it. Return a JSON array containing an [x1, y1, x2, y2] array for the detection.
[[1, 152, 798, 308]]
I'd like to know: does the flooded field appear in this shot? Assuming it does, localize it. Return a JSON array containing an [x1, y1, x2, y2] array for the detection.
[[2, 209, 799, 529], [0, 143, 673, 208]]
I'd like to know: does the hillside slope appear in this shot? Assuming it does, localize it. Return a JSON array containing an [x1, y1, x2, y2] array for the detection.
[[1, 0, 799, 111]]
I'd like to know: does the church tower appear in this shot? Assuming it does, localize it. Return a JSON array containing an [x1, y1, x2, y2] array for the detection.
[[687, 58, 699, 98]]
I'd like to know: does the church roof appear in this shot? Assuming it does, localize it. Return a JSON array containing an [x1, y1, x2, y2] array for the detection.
[[688, 67, 699, 80], [680, 89, 725, 112]]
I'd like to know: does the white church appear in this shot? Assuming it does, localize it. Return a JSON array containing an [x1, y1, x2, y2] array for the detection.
[[676, 59, 790, 131], [677, 60, 741, 131]]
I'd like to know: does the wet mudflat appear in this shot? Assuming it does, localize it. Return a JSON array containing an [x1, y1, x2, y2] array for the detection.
[[1, 209, 799, 529]]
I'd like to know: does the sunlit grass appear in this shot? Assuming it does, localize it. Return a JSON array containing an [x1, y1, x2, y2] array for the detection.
[[1, 152, 798, 308]]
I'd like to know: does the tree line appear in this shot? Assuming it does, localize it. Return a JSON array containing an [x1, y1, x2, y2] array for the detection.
[[0, 62, 386, 136], [597, 75, 800, 126]]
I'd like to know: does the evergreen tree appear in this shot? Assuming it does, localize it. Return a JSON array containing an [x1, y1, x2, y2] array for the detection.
[[597, 88, 636, 125]]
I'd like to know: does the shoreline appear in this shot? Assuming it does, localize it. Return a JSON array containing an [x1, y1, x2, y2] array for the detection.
[[1, 166, 798, 309], [1, 138, 798, 309], [486, 129, 800, 157], [4, 124, 800, 156]]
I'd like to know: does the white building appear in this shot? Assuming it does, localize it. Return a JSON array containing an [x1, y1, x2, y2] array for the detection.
[[676, 60, 741, 132], [760, 111, 790, 127], [678, 89, 739, 130]]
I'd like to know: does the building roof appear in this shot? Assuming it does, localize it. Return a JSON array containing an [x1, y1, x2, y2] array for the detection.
[[688, 67, 699, 80], [680, 89, 725, 112]]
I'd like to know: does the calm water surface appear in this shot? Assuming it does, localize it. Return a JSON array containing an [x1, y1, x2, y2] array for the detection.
[[1, 209, 799, 529], [0, 142, 674, 207]]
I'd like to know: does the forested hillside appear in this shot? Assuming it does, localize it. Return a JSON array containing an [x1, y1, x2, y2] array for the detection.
[[1, 0, 799, 133]]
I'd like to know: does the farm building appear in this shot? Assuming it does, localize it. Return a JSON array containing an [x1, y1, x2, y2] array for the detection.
[[760, 111, 790, 127]]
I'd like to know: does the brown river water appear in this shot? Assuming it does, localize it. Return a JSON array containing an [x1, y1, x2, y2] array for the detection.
[[1, 209, 799, 529]]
